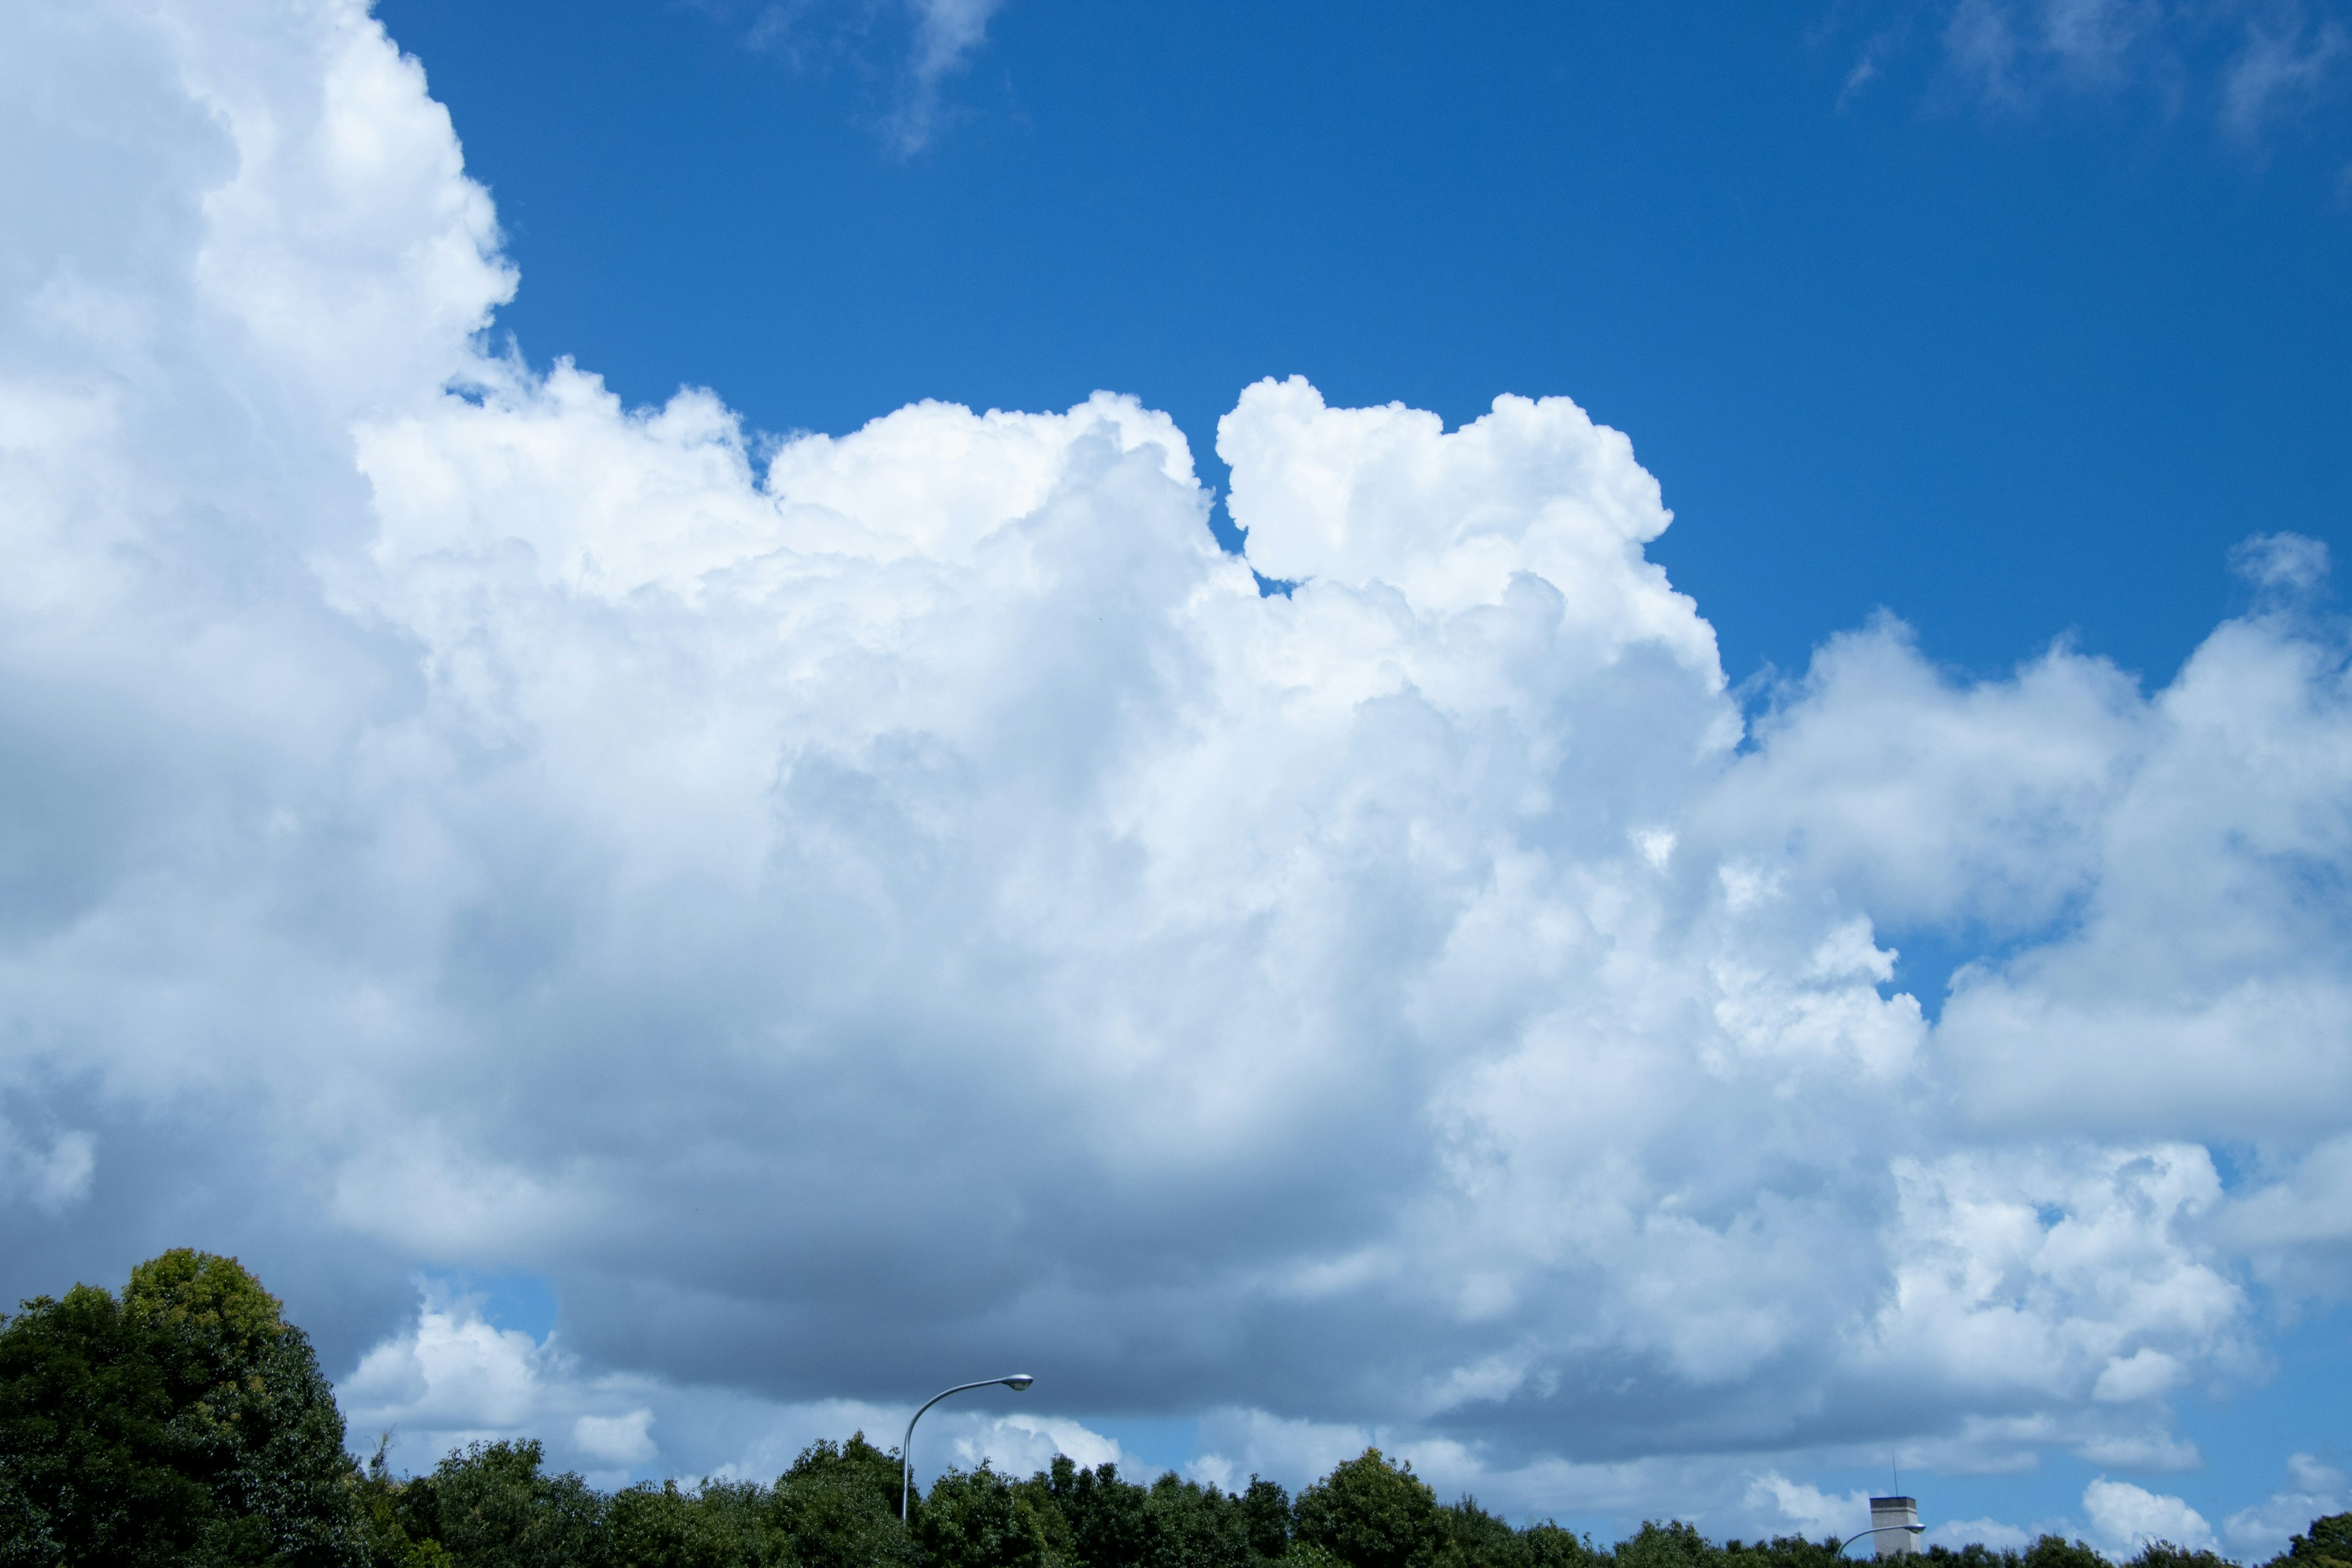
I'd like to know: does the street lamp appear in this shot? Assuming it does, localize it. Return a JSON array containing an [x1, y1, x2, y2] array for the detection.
[[1838, 1525, 1927, 1556], [900, 1375, 1036, 1521]]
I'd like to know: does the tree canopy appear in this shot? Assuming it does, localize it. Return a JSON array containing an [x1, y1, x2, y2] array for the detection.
[[0, 1249, 360, 1566]]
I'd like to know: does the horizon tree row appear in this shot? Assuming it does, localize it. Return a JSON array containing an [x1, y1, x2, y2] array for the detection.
[[5, 1251, 2347, 1568]]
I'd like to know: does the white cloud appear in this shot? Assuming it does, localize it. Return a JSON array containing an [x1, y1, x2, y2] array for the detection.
[[342, 1283, 1120, 1485], [2225, 1453, 2348, 1557], [2222, 17, 2348, 138], [1834, 1, 2352, 138], [1746, 1473, 1874, 1538], [574, 1409, 658, 1466], [878, 0, 1006, 152], [2090, 1348, 2182, 1403], [0, 1123, 92, 1214], [704, 0, 1007, 153], [1, 0, 2350, 1535], [2234, 530, 2335, 594], [2082, 1477, 2215, 1554], [2223, 1132, 2352, 1294]]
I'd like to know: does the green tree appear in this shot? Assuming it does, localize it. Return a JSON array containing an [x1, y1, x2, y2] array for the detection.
[[350, 1437, 447, 1568], [1920, 1545, 2026, 1568], [1238, 1478, 1292, 1562], [606, 1477, 778, 1567], [0, 1283, 211, 1566], [1047, 1459, 1153, 1568], [2020, 1536, 2111, 1568], [0, 1250, 363, 1567], [2124, 1547, 2236, 1568], [1720, 1534, 1846, 1568], [1428, 1496, 1520, 1568], [396, 1439, 605, 1568], [2270, 1517, 2352, 1568], [1517, 1523, 1606, 1568], [1615, 1520, 1720, 1568], [125, 1250, 366, 1567], [1140, 1471, 1252, 1568], [1291, 1450, 1441, 1568], [772, 1433, 919, 1568], [916, 1464, 1069, 1568]]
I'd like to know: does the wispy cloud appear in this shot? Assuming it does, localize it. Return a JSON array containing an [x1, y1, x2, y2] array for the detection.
[[2222, 13, 2348, 137], [890, 0, 1005, 152], [1829, 0, 2351, 141], [692, 0, 1008, 154]]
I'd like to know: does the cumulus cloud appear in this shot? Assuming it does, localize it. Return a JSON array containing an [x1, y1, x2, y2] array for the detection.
[[1744, 1474, 1875, 1539], [2083, 1477, 2216, 1554], [2, 0, 2350, 1530], [341, 1283, 1110, 1485], [2226, 1455, 2348, 1557]]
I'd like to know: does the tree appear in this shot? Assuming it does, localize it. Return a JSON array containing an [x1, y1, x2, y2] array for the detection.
[[1921, 1545, 2026, 1568], [2020, 1537, 2111, 1568], [1048, 1459, 1153, 1568], [1517, 1522, 1607, 1568], [125, 1250, 366, 1567], [607, 1477, 778, 1568], [1616, 1520, 1720, 1568], [2125, 1547, 2235, 1568], [771, 1433, 919, 1568], [1140, 1471, 1253, 1568], [917, 1464, 1070, 1568], [1238, 1478, 1292, 1562], [2270, 1517, 2352, 1568], [1721, 1534, 1845, 1568], [0, 1250, 363, 1567], [394, 1439, 606, 1568], [0, 1283, 210, 1566], [1428, 1496, 1520, 1568], [1292, 1450, 1441, 1568]]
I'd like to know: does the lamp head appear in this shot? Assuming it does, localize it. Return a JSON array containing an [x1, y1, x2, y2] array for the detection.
[[1003, 1375, 1035, 1391]]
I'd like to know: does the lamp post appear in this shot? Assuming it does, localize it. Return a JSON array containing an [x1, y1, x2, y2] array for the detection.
[[900, 1375, 1036, 1521], [1838, 1525, 1926, 1556]]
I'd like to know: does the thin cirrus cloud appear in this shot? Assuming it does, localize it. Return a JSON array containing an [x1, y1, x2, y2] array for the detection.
[[1833, 0, 2350, 138], [4, 0, 2352, 1548], [699, 0, 1008, 153]]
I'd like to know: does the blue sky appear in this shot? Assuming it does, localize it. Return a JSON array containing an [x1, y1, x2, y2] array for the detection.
[[6, 0, 2352, 1555], [381, 0, 2352, 687]]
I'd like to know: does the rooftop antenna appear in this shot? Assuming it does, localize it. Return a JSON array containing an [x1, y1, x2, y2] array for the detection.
[[1856, 1457, 1921, 1560]]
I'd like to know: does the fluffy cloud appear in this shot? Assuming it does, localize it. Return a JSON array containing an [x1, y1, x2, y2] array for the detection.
[[2226, 1455, 2348, 1558], [342, 1283, 1108, 1485], [2, 0, 2349, 1534], [2083, 1477, 2216, 1554]]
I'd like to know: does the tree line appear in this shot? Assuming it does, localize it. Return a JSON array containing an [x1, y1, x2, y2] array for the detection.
[[5, 1253, 2348, 1568]]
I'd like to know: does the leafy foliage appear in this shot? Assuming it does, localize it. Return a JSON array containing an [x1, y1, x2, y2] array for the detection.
[[0, 1250, 361, 1567], [1294, 1451, 1439, 1568], [775, 1434, 918, 1568]]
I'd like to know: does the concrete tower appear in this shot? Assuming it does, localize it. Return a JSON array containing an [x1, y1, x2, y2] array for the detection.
[[1869, 1496, 1920, 1558]]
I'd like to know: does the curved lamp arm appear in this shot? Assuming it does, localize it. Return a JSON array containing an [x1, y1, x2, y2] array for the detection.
[[1839, 1525, 1928, 1556], [901, 1375, 1035, 1521]]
